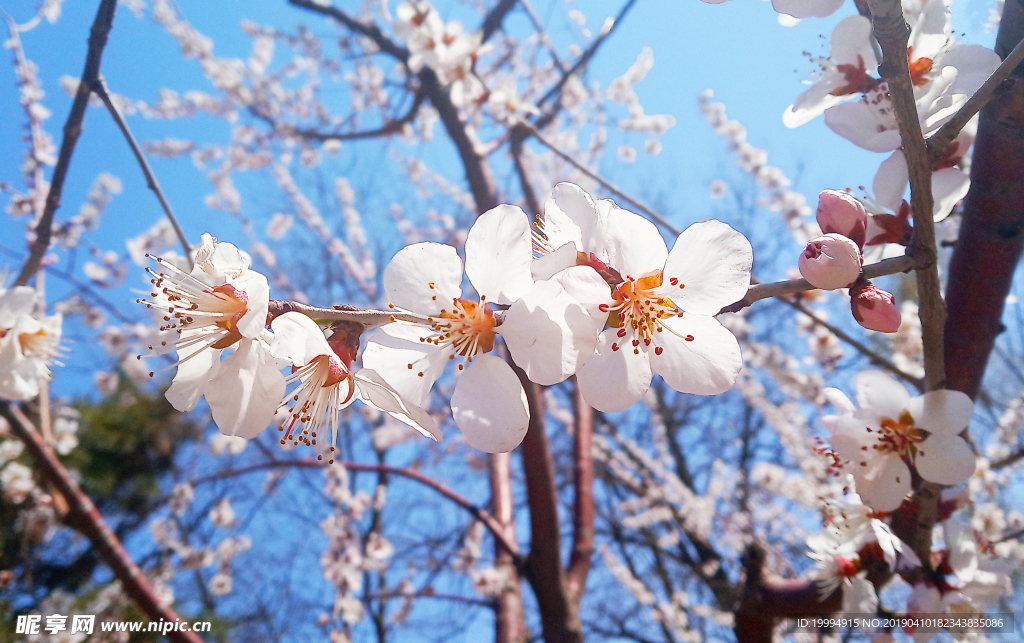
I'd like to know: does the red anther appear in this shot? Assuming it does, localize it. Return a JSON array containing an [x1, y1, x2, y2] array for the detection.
[[669, 277, 678, 285], [612, 343, 619, 351], [617, 328, 627, 338], [684, 335, 694, 342], [654, 346, 663, 355], [632, 339, 639, 347], [599, 304, 609, 312]]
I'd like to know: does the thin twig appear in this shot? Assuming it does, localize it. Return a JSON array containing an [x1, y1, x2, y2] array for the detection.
[[0, 403, 204, 643], [522, 123, 681, 235], [189, 457, 523, 565], [724, 255, 917, 312], [250, 88, 425, 143], [266, 299, 430, 329], [15, 0, 118, 287], [991, 447, 1024, 471], [867, 0, 944, 392], [782, 297, 925, 391], [927, 35, 1024, 167], [91, 76, 192, 265]]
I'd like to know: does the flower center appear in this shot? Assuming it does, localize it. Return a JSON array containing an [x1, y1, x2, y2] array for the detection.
[[602, 271, 685, 354], [138, 255, 251, 361], [428, 298, 496, 365], [908, 48, 933, 87], [875, 410, 923, 459], [830, 54, 880, 97], [835, 555, 860, 578], [18, 329, 58, 359], [279, 351, 354, 461]]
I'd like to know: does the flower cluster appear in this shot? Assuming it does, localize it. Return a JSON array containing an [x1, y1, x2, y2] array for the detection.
[[798, 189, 903, 333], [136, 185, 751, 455]]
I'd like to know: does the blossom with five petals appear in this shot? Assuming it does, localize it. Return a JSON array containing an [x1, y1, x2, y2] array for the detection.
[[362, 204, 609, 452], [0, 285, 63, 401], [822, 370, 976, 511], [535, 183, 752, 413]]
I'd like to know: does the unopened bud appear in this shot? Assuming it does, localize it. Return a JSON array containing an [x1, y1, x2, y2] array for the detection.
[[850, 280, 901, 333], [799, 234, 862, 291], [816, 190, 867, 249]]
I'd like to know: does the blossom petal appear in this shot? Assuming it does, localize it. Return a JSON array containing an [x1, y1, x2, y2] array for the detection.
[[916, 435, 975, 485], [855, 370, 910, 419], [465, 204, 534, 304], [205, 339, 286, 439], [269, 312, 331, 367], [450, 355, 528, 453], [577, 327, 652, 413], [166, 336, 222, 412], [501, 267, 609, 385], [772, 0, 845, 19], [599, 201, 668, 280], [660, 220, 752, 315], [356, 368, 442, 441], [931, 167, 969, 222], [0, 286, 37, 328], [856, 452, 912, 511], [233, 270, 270, 339], [907, 0, 951, 62], [532, 242, 579, 282], [830, 15, 877, 66], [360, 323, 452, 408], [831, 414, 880, 461], [907, 389, 974, 436], [650, 314, 742, 396], [823, 387, 856, 416], [873, 151, 910, 212], [544, 182, 595, 253], [383, 242, 463, 315], [843, 576, 879, 616], [784, 79, 848, 128], [941, 44, 1001, 98], [825, 101, 903, 153]]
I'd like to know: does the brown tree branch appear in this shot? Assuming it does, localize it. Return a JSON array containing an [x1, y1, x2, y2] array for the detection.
[[490, 452, 529, 643], [15, 0, 118, 287], [287, 0, 409, 62], [565, 379, 594, 603], [266, 299, 430, 329], [992, 446, 1024, 470], [251, 88, 425, 143], [0, 403, 204, 643], [190, 457, 523, 565], [91, 76, 192, 264], [944, 6, 1024, 399], [867, 0, 944, 391]]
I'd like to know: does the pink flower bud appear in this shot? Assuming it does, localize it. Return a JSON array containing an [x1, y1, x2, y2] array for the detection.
[[799, 234, 862, 290], [816, 190, 867, 249], [850, 281, 902, 333]]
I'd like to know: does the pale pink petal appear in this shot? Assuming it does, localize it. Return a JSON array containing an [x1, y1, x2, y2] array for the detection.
[[650, 314, 742, 396], [907, 0, 951, 62], [823, 387, 856, 415], [772, 0, 845, 19], [907, 389, 974, 437], [532, 242, 579, 282], [0, 286, 37, 328], [830, 15, 877, 66], [544, 182, 596, 253], [269, 312, 331, 367], [166, 335, 222, 412], [916, 435, 975, 484], [576, 328, 653, 413], [830, 414, 880, 461], [465, 204, 534, 304], [205, 339, 286, 439], [843, 575, 879, 615], [931, 167, 969, 222], [360, 323, 452, 408], [383, 242, 463, 315], [856, 452, 912, 511], [941, 44, 1001, 98], [855, 370, 910, 419], [784, 80, 847, 129], [660, 220, 752, 315], [825, 101, 903, 153], [356, 368, 442, 441], [233, 270, 270, 339], [450, 355, 529, 453], [501, 267, 609, 386], [598, 201, 668, 280], [873, 151, 910, 212]]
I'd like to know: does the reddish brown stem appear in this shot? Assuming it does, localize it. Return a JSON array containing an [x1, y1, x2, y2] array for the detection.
[[490, 452, 528, 643], [565, 378, 594, 602], [1, 403, 204, 643], [945, 9, 1024, 400]]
